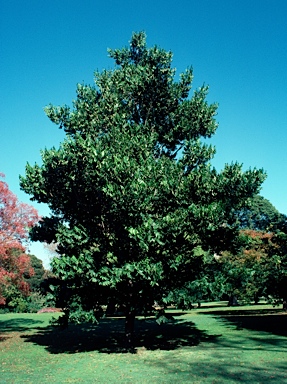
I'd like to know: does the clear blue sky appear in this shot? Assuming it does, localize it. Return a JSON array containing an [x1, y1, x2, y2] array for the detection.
[[1, 0, 287, 267]]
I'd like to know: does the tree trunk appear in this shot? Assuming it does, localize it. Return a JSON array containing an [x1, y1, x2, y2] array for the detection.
[[228, 295, 239, 306], [125, 307, 135, 348], [106, 300, 116, 316]]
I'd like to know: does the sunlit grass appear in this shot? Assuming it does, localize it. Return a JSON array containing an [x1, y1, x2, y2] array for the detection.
[[1, 303, 287, 383]]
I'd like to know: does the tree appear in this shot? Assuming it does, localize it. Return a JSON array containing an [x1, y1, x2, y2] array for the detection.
[[235, 195, 283, 230], [219, 230, 271, 305], [24, 254, 45, 292], [219, 229, 287, 308], [20, 32, 266, 344], [221, 196, 287, 308], [0, 174, 39, 306]]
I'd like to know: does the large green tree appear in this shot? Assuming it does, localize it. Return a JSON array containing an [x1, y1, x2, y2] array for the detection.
[[20, 33, 266, 343]]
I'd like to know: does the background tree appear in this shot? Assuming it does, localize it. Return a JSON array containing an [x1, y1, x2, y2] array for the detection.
[[220, 197, 287, 308], [258, 229, 287, 308], [235, 195, 283, 230], [0, 174, 39, 306], [219, 228, 287, 308], [20, 33, 266, 344], [24, 254, 45, 292]]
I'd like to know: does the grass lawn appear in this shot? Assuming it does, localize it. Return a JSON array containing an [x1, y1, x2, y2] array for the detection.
[[1, 303, 287, 383]]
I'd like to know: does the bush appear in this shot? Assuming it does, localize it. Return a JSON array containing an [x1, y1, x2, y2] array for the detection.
[[25, 292, 47, 313], [1, 291, 48, 313]]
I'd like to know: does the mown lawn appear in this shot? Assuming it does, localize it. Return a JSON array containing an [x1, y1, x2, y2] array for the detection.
[[1, 303, 287, 383]]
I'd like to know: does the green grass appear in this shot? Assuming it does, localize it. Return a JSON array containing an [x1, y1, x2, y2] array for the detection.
[[1, 303, 287, 383]]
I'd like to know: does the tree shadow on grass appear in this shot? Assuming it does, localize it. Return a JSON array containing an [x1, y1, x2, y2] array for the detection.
[[200, 307, 284, 316], [200, 309, 287, 337], [0, 318, 45, 334], [20, 316, 221, 354]]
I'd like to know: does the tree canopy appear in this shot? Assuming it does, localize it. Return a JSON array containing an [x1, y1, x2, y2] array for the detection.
[[235, 195, 283, 231], [24, 254, 45, 292], [0, 174, 39, 306], [20, 32, 266, 340], [223, 196, 287, 307], [219, 228, 287, 307]]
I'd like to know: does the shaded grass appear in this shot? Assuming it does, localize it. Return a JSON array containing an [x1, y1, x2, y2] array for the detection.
[[18, 313, 220, 354], [1, 304, 287, 383]]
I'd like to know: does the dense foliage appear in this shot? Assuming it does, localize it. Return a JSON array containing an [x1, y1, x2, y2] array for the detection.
[[220, 197, 287, 307], [236, 195, 283, 231], [24, 254, 46, 292], [20, 33, 266, 338], [0, 174, 39, 307], [219, 228, 287, 307]]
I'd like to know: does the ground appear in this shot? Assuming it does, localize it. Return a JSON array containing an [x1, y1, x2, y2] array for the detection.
[[1, 302, 287, 383]]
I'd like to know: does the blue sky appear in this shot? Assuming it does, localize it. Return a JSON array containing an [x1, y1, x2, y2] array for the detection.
[[1, 0, 287, 267]]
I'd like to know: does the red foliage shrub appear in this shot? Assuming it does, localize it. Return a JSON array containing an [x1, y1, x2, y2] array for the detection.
[[37, 307, 62, 313]]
